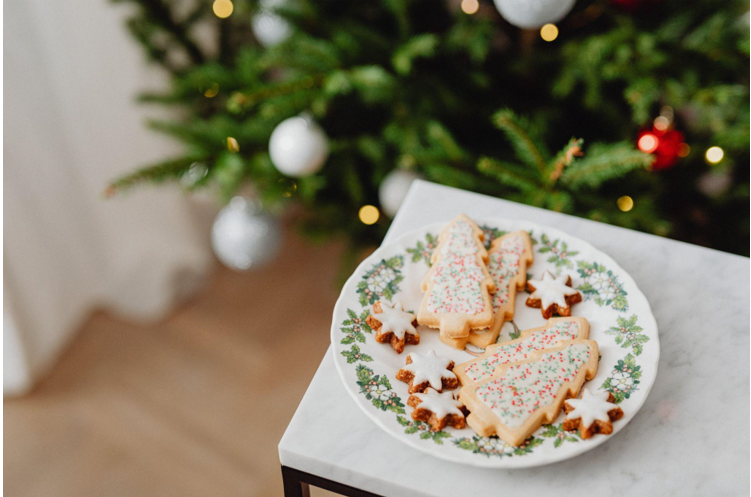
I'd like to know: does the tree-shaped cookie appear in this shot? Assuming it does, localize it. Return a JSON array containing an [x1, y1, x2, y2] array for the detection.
[[454, 317, 590, 387], [417, 214, 495, 345], [443, 231, 534, 349], [526, 270, 582, 319], [461, 340, 599, 446]]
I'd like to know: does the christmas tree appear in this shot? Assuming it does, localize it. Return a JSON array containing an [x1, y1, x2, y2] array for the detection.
[[108, 0, 750, 259]]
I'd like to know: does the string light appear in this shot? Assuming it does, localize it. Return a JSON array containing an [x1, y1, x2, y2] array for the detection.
[[705, 146, 724, 164], [659, 106, 674, 121], [213, 0, 233, 18], [460, 0, 479, 14], [677, 143, 690, 158], [653, 115, 670, 131], [227, 137, 240, 152], [617, 196, 634, 212], [359, 205, 380, 225], [540, 24, 559, 42], [637, 133, 659, 153]]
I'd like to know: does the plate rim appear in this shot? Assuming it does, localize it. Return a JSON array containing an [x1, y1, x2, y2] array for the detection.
[[331, 217, 660, 468]]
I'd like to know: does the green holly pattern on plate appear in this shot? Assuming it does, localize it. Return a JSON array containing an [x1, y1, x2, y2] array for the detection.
[[356, 255, 404, 306], [341, 345, 373, 363], [606, 314, 649, 356], [479, 225, 508, 249], [406, 233, 438, 265], [576, 260, 629, 312], [540, 423, 582, 447], [397, 416, 451, 444], [356, 364, 405, 413], [538, 233, 579, 269], [454, 435, 543, 458], [340, 308, 372, 344], [601, 353, 642, 403]]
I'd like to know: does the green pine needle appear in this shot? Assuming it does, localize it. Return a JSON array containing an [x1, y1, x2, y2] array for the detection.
[[560, 143, 654, 190]]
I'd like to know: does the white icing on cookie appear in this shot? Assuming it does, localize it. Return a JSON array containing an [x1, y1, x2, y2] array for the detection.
[[565, 388, 618, 428], [528, 271, 579, 311], [475, 343, 591, 428], [373, 301, 417, 339], [412, 389, 464, 419], [403, 350, 456, 391]]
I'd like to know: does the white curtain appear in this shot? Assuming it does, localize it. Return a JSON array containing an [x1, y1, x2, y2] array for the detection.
[[4, 0, 215, 394]]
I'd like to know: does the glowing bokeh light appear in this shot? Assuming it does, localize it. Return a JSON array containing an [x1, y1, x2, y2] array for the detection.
[[213, 0, 233, 18], [540, 24, 559, 42], [653, 116, 670, 131], [638, 134, 659, 153], [461, 0, 479, 14], [677, 143, 690, 158], [359, 205, 380, 225], [617, 196, 634, 212], [705, 146, 724, 164]]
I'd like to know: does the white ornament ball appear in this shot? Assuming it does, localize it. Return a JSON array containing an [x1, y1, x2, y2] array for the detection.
[[211, 197, 282, 271], [269, 115, 329, 177], [378, 170, 423, 218], [251, 0, 292, 48], [493, 0, 576, 29], [697, 170, 732, 198]]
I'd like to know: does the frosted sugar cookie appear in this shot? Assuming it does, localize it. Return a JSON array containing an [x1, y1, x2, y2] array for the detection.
[[417, 215, 495, 343], [526, 270, 582, 319], [466, 231, 533, 348], [562, 388, 623, 439], [454, 317, 589, 387], [366, 301, 419, 354], [396, 350, 458, 394], [461, 340, 599, 446], [408, 389, 468, 431]]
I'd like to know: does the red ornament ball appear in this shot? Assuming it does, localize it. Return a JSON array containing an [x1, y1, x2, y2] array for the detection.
[[637, 126, 684, 170]]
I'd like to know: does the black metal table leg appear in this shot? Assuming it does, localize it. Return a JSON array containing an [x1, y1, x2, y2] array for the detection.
[[282, 466, 311, 497], [281, 466, 383, 497]]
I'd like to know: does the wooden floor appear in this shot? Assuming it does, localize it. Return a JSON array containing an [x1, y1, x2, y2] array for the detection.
[[4, 230, 348, 497]]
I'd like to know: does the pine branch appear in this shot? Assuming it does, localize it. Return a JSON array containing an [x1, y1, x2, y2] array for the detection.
[[260, 34, 342, 73], [423, 162, 479, 191], [548, 138, 584, 184], [130, 0, 205, 65], [392, 34, 439, 75], [105, 155, 203, 196], [425, 121, 464, 161], [232, 75, 326, 112], [559, 143, 653, 190], [492, 109, 548, 177], [477, 157, 539, 193], [124, 16, 178, 73]]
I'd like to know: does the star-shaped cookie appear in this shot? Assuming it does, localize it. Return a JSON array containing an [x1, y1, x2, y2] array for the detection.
[[562, 388, 624, 439], [526, 270, 582, 319], [365, 301, 419, 354], [396, 350, 458, 394], [408, 388, 467, 431]]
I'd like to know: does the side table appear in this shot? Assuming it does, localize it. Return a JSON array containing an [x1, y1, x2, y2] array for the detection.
[[279, 180, 749, 497]]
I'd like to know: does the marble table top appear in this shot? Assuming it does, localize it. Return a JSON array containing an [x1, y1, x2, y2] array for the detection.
[[278, 180, 750, 496]]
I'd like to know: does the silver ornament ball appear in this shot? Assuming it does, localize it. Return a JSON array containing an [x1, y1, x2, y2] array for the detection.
[[211, 197, 282, 271], [378, 170, 423, 218], [251, 0, 292, 48], [493, 0, 576, 29], [269, 114, 329, 177]]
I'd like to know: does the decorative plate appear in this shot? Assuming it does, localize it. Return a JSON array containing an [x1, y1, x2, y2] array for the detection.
[[331, 218, 659, 468]]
